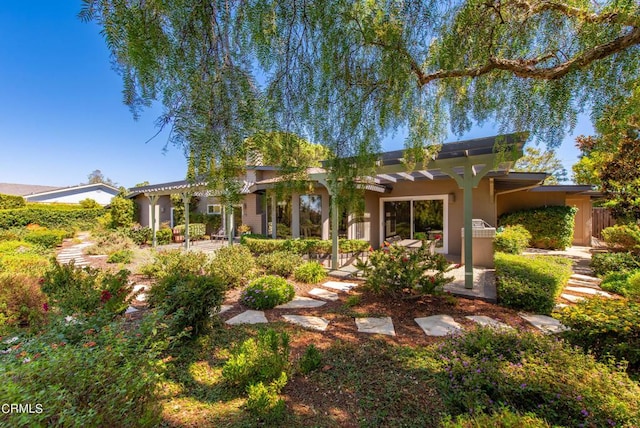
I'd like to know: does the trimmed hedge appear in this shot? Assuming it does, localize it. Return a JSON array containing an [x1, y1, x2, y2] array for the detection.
[[173, 223, 206, 240], [498, 205, 577, 250], [494, 225, 531, 254], [0, 194, 25, 209], [495, 252, 572, 314], [242, 236, 368, 255], [23, 228, 70, 248], [590, 252, 640, 277], [0, 206, 105, 229], [602, 223, 640, 253]]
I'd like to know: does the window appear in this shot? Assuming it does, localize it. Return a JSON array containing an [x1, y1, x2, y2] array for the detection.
[[381, 196, 447, 252], [207, 204, 222, 215], [299, 195, 322, 238]]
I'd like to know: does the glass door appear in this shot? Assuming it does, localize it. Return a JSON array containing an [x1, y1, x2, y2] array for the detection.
[[383, 201, 411, 239]]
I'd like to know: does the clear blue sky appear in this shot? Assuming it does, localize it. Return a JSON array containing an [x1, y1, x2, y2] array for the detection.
[[0, 2, 592, 188]]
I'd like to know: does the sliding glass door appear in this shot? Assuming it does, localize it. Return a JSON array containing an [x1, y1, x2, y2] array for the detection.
[[381, 196, 447, 252]]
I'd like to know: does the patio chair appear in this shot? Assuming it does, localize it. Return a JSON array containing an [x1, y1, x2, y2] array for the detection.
[[211, 228, 226, 241]]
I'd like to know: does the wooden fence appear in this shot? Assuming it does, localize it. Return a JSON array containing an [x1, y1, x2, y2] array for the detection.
[[592, 207, 616, 240]]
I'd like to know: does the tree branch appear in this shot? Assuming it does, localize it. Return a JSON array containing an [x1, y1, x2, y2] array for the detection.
[[418, 26, 640, 85]]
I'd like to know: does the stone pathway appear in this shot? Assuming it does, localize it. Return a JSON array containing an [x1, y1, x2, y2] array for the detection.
[[356, 317, 396, 336], [56, 242, 92, 267], [415, 315, 462, 337]]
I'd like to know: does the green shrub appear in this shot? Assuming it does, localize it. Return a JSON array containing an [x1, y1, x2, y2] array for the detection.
[[242, 236, 288, 254], [298, 344, 322, 375], [495, 252, 572, 314], [0, 193, 25, 209], [338, 239, 370, 254], [494, 225, 531, 254], [601, 271, 633, 296], [147, 273, 225, 339], [602, 223, 640, 253], [173, 223, 206, 240], [139, 249, 209, 279], [362, 245, 453, 296], [41, 262, 132, 317], [0, 227, 26, 241], [207, 245, 257, 288], [437, 327, 640, 427], [243, 236, 370, 255], [627, 271, 640, 300], [0, 253, 51, 277], [498, 205, 577, 250], [590, 251, 640, 277], [107, 249, 133, 264], [84, 229, 135, 255], [556, 298, 640, 373], [245, 371, 288, 423], [256, 250, 304, 277], [109, 196, 134, 228], [0, 206, 105, 230], [79, 198, 100, 209], [293, 261, 327, 284], [0, 317, 163, 427], [222, 329, 290, 388], [127, 225, 152, 245], [23, 228, 69, 248], [155, 228, 172, 245], [0, 273, 47, 332], [241, 276, 295, 310], [441, 408, 551, 428]]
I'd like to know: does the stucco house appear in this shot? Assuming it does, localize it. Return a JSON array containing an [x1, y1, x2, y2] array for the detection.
[[0, 182, 119, 206], [129, 133, 597, 287]]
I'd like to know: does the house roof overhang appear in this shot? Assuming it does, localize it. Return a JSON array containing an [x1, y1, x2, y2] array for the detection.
[[128, 179, 252, 198]]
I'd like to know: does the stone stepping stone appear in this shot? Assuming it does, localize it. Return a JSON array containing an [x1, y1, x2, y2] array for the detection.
[[555, 303, 569, 310], [322, 281, 359, 292], [570, 273, 602, 284], [275, 296, 326, 309], [567, 279, 602, 290], [465, 315, 512, 330], [308, 288, 340, 301], [282, 315, 330, 331], [125, 306, 139, 314], [564, 286, 612, 298], [415, 315, 463, 337], [218, 305, 233, 314], [561, 293, 585, 303], [356, 317, 395, 336], [226, 310, 268, 325], [519, 313, 567, 334]]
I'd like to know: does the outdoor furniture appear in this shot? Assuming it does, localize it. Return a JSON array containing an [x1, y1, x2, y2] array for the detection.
[[211, 228, 226, 241]]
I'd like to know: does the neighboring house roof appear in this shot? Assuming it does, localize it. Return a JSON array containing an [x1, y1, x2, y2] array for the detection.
[[128, 179, 253, 197], [0, 182, 61, 196], [25, 182, 120, 199]]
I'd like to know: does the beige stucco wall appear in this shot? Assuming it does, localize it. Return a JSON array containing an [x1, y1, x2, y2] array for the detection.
[[134, 195, 172, 229]]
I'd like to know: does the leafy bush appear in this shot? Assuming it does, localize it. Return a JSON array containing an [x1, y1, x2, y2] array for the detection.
[[293, 261, 327, 284], [361, 245, 453, 296], [241, 276, 295, 310], [0, 317, 163, 427], [0, 273, 47, 332], [109, 196, 134, 228], [156, 228, 172, 245], [127, 225, 152, 245], [0, 227, 26, 241], [207, 245, 257, 288], [243, 236, 369, 255], [556, 297, 640, 373], [147, 273, 225, 339], [107, 249, 133, 264], [222, 329, 290, 388], [441, 408, 551, 428], [338, 239, 370, 254], [139, 249, 209, 279], [84, 229, 135, 255], [0, 206, 105, 230], [298, 344, 322, 375], [41, 262, 132, 317], [173, 223, 206, 240], [246, 371, 288, 423], [495, 252, 572, 314], [498, 205, 577, 250], [493, 225, 531, 254], [256, 250, 303, 277], [600, 269, 640, 299], [590, 251, 640, 277], [0, 240, 51, 276], [23, 228, 70, 248], [437, 327, 640, 427], [0, 193, 25, 209], [79, 198, 100, 209], [602, 223, 640, 253]]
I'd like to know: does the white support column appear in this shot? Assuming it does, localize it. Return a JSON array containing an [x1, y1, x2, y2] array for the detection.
[[291, 193, 300, 239], [181, 192, 190, 250], [271, 194, 277, 239]]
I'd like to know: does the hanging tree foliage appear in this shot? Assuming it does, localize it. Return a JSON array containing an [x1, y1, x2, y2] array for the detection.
[[81, 0, 639, 194]]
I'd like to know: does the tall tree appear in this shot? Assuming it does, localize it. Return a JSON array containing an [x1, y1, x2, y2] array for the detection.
[[82, 0, 639, 179], [86, 169, 117, 187], [513, 147, 568, 184]]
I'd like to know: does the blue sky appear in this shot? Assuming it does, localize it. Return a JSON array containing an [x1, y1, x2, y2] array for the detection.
[[0, 2, 592, 188]]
